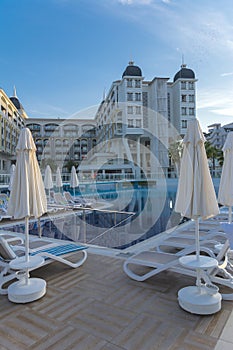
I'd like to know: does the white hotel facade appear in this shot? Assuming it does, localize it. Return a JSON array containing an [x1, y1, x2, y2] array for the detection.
[[79, 61, 197, 179], [0, 61, 197, 180], [0, 88, 28, 173]]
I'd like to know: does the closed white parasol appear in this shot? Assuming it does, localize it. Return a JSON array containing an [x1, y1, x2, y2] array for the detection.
[[44, 165, 53, 201], [175, 118, 219, 259], [7, 127, 47, 303], [70, 166, 79, 197], [218, 131, 233, 224], [56, 166, 63, 192], [175, 119, 221, 314]]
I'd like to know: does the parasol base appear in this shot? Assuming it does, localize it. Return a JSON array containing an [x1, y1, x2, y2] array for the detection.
[[178, 286, 222, 315], [8, 278, 46, 304]]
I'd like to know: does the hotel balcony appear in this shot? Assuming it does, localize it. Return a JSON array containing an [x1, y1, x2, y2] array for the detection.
[[125, 127, 144, 135]]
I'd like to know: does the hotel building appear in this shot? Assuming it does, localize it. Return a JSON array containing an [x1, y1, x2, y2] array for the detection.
[[0, 61, 197, 180], [79, 61, 197, 179], [26, 118, 96, 174], [0, 88, 27, 173], [206, 123, 233, 149]]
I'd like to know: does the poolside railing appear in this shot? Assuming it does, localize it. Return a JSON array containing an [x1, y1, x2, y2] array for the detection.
[[0, 168, 222, 189], [79, 207, 135, 245]]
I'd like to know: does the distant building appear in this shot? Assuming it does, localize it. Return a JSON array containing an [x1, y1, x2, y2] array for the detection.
[[2, 61, 197, 180], [167, 63, 197, 137], [223, 122, 233, 132], [206, 122, 233, 149], [80, 61, 197, 179], [0, 87, 27, 173], [26, 118, 96, 174]]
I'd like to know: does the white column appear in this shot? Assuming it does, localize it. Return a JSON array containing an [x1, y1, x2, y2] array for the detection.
[[136, 137, 141, 178]]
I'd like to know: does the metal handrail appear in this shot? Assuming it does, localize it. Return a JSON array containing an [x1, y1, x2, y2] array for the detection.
[[86, 211, 135, 245]]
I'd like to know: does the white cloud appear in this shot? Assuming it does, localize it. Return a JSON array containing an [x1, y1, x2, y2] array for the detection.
[[161, 9, 233, 67], [29, 109, 54, 117], [28, 104, 70, 118], [197, 88, 233, 118], [198, 91, 228, 109], [113, 0, 233, 65], [197, 88, 233, 131], [118, 0, 153, 4], [221, 72, 233, 77], [211, 107, 233, 116], [70, 105, 97, 119]]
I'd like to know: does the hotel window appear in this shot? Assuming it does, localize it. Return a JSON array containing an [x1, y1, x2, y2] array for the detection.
[[127, 79, 133, 87], [181, 95, 186, 102], [128, 119, 134, 127], [181, 81, 186, 89], [135, 79, 141, 88], [181, 120, 187, 128], [189, 108, 195, 115], [189, 82, 194, 90], [116, 123, 122, 133], [136, 119, 141, 128], [167, 92, 171, 122], [136, 106, 141, 114], [189, 94, 195, 103], [127, 106, 133, 114], [181, 107, 187, 115], [135, 93, 141, 101], [127, 93, 133, 101]]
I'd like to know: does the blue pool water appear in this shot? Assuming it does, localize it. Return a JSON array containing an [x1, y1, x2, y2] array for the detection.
[[1, 178, 220, 249]]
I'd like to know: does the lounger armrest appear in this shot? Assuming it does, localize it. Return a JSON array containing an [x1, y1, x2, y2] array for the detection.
[[12, 245, 25, 251], [6, 237, 24, 245], [176, 245, 215, 257]]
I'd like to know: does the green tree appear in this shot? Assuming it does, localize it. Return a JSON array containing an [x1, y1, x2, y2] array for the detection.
[[205, 141, 219, 175], [65, 160, 79, 173], [217, 149, 224, 167], [40, 158, 57, 173], [168, 139, 183, 176]]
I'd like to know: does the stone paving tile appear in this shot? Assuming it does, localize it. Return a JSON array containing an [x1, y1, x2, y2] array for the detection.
[[0, 252, 232, 350]]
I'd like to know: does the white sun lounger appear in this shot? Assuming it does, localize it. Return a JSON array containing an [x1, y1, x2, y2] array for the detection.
[[53, 192, 83, 209], [29, 241, 87, 268], [156, 232, 227, 253], [64, 191, 93, 208], [123, 240, 233, 300], [0, 236, 87, 295]]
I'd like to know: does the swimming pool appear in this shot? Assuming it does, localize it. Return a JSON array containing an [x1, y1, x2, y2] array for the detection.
[[0, 178, 220, 249]]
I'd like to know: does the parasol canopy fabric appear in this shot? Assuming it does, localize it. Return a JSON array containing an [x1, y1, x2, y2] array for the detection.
[[218, 131, 233, 207], [70, 166, 79, 189], [175, 118, 219, 221], [44, 165, 53, 190], [7, 128, 47, 220], [56, 166, 63, 189], [8, 164, 16, 192]]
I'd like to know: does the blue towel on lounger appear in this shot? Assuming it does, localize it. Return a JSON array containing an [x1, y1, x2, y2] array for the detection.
[[30, 243, 87, 257]]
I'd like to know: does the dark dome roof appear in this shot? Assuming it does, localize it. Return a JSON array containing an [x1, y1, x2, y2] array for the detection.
[[122, 61, 142, 78], [173, 64, 195, 82], [10, 96, 24, 110], [9, 87, 24, 111]]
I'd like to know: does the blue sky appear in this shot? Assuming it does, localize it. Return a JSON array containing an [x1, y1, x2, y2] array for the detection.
[[1, 0, 233, 132]]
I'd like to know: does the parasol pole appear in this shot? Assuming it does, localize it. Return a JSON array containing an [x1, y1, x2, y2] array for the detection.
[[25, 216, 29, 263], [195, 217, 202, 292], [38, 218, 42, 238], [229, 206, 232, 224], [195, 217, 200, 260], [25, 216, 30, 285]]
